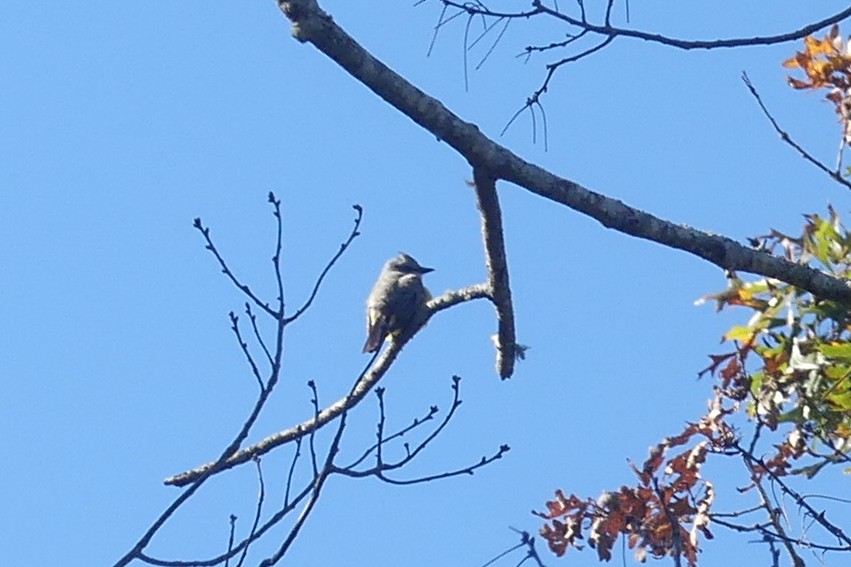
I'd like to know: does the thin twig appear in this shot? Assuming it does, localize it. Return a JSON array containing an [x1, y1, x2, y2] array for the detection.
[[742, 72, 851, 191], [283, 435, 302, 509], [737, 444, 808, 566], [268, 193, 286, 320], [230, 311, 265, 391], [652, 478, 683, 567], [225, 515, 237, 567], [235, 458, 266, 567], [345, 401, 439, 470], [283, 204, 362, 324], [245, 303, 274, 370], [307, 380, 320, 478], [475, 17, 511, 71], [374, 444, 509, 485], [502, 36, 614, 136], [259, 410, 348, 567], [446, 1, 851, 51], [333, 376, 511, 484], [193, 218, 277, 318]]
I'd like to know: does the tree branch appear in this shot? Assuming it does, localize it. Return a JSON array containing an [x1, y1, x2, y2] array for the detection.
[[163, 284, 492, 487], [440, 1, 851, 51], [471, 169, 516, 379], [742, 73, 851, 190], [276, 0, 851, 306], [533, 2, 851, 50]]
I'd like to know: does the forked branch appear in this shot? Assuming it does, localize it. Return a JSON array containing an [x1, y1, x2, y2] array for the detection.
[[277, 0, 851, 306]]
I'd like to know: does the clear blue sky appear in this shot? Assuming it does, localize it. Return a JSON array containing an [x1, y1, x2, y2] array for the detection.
[[3, 2, 851, 566]]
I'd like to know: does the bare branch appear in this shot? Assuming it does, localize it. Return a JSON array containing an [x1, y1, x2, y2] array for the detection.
[[742, 73, 851, 191], [427, 3, 463, 58], [329, 376, 511, 485], [283, 204, 362, 324], [164, 283, 490, 487], [517, 29, 588, 60], [472, 17, 511, 71], [229, 311, 265, 392], [192, 217, 277, 318], [481, 529, 546, 567], [736, 445, 821, 566], [370, 376, 464, 473], [234, 458, 266, 567], [307, 380, 321, 478], [136, 473, 319, 566], [441, 1, 851, 51], [346, 394, 438, 470], [118, 198, 340, 563], [245, 303, 274, 370], [258, 409, 349, 566], [375, 444, 508, 485], [225, 515, 237, 567], [429, 283, 492, 311], [471, 170, 516, 379], [112, 358, 282, 566], [283, 436, 302, 509], [268, 192, 286, 318]]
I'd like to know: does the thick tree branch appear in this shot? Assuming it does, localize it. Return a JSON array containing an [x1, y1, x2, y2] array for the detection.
[[471, 169, 516, 379], [277, 0, 851, 306]]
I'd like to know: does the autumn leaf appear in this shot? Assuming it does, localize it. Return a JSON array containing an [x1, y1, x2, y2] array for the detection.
[[785, 25, 851, 146]]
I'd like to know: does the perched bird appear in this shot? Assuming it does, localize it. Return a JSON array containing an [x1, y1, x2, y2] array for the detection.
[[363, 253, 433, 353]]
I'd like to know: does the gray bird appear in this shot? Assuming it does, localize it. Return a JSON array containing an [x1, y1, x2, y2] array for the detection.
[[363, 253, 434, 353]]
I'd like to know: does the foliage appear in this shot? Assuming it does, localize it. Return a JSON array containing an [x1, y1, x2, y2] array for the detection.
[[784, 25, 851, 146], [537, 213, 851, 565], [536, 434, 716, 566], [538, 207, 851, 565], [536, 28, 851, 566], [709, 208, 851, 477]]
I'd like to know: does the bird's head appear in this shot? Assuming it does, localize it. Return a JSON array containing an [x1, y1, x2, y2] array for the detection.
[[389, 252, 433, 275]]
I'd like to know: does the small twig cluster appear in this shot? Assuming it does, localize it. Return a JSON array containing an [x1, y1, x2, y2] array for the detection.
[[422, 1, 851, 140]]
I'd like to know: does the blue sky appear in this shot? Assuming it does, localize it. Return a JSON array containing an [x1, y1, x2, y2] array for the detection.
[[3, 2, 851, 566]]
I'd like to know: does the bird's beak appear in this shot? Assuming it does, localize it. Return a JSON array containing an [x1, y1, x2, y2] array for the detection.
[[419, 267, 434, 274]]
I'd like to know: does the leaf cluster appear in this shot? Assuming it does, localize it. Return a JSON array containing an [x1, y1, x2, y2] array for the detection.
[[536, 424, 720, 566], [784, 25, 851, 146], [539, 208, 851, 565], [704, 207, 851, 479]]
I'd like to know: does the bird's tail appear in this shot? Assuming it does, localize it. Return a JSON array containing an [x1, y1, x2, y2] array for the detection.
[[363, 319, 385, 353]]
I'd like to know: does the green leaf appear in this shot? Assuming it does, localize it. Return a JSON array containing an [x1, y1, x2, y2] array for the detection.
[[725, 325, 757, 342], [819, 343, 851, 361], [824, 364, 851, 380], [826, 390, 851, 411]]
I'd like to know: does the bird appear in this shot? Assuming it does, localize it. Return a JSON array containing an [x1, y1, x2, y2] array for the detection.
[[363, 253, 434, 353]]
